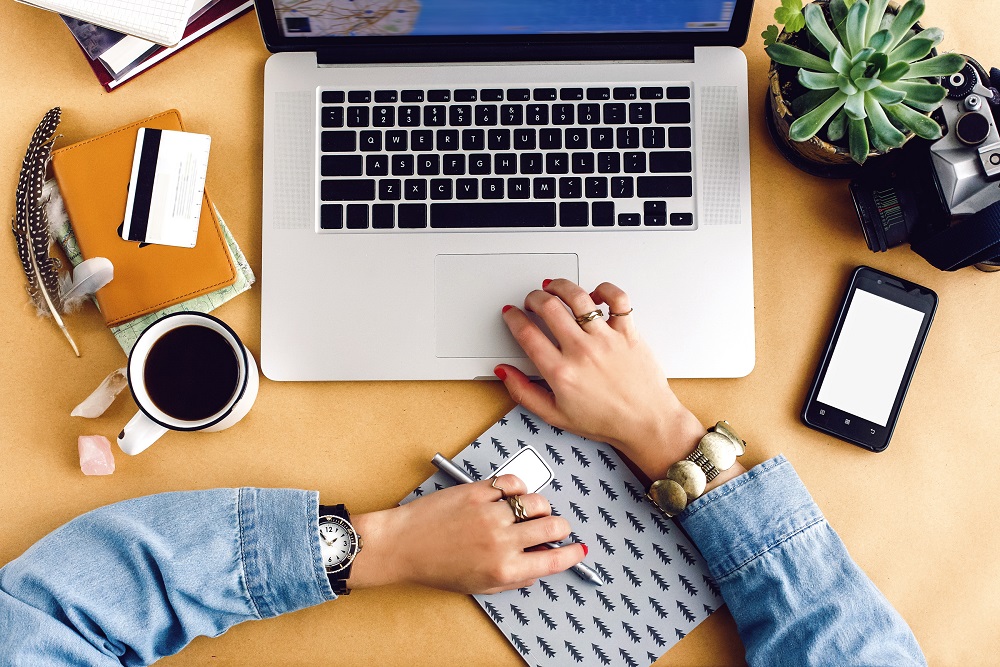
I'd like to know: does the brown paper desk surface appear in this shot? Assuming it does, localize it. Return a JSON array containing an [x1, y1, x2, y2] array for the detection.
[[1, 3, 998, 665]]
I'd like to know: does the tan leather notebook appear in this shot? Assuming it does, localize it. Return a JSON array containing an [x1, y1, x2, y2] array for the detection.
[[51, 110, 237, 326]]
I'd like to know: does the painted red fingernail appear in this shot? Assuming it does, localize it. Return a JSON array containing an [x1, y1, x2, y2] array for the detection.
[[581, 543, 589, 556], [589, 291, 598, 301], [502, 304, 513, 313], [542, 279, 553, 288], [494, 366, 508, 381]]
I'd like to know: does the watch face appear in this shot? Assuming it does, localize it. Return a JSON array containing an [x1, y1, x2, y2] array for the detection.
[[319, 515, 359, 574]]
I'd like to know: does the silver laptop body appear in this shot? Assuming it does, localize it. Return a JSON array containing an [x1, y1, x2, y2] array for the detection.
[[255, 1, 756, 380]]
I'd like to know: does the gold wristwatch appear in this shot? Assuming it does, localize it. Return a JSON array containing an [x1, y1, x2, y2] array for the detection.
[[647, 421, 747, 517]]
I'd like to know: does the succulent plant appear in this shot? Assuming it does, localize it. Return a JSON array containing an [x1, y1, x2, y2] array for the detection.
[[765, 0, 965, 164]]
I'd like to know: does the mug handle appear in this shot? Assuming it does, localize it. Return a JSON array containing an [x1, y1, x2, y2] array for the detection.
[[118, 411, 168, 455]]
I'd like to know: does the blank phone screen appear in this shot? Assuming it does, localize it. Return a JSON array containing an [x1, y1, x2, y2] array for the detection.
[[816, 288, 927, 426]]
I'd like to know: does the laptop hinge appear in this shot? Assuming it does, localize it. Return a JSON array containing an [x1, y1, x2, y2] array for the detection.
[[315, 43, 696, 67]]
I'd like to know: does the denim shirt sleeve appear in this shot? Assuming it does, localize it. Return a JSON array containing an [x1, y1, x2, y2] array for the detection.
[[677, 455, 925, 667], [0, 488, 333, 667]]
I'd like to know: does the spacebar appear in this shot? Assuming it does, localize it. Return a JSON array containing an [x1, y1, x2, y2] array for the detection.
[[430, 203, 557, 228]]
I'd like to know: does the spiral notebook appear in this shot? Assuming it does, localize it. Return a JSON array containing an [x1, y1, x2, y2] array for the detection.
[[402, 407, 723, 666]]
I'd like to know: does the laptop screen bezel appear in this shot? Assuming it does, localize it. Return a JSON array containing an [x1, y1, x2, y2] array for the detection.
[[253, 0, 756, 61]]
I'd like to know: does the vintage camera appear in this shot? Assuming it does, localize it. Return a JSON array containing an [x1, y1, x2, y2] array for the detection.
[[850, 57, 1000, 271]]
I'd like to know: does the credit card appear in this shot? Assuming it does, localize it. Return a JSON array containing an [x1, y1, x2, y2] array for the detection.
[[121, 128, 211, 248]]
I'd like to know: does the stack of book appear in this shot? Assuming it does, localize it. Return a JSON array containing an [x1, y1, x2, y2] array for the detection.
[[62, 0, 253, 92]]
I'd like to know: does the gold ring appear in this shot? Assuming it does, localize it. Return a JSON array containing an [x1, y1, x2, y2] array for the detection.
[[574, 309, 604, 326], [506, 495, 530, 523], [490, 477, 508, 500], [609, 308, 634, 317]]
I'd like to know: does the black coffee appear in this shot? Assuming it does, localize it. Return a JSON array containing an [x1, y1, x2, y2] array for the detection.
[[144, 325, 240, 422]]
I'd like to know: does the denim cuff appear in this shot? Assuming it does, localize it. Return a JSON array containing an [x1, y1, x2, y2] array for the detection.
[[237, 487, 335, 619], [677, 455, 824, 582]]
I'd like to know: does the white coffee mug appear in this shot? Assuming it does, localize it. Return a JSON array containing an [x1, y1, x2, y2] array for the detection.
[[118, 312, 259, 455]]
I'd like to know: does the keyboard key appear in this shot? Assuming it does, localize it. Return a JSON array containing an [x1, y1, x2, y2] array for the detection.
[[560, 88, 584, 101], [591, 128, 613, 149], [320, 203, 343, 229], [671, 212, 694, 226], [613, 87, 637, 100], [462, 129, 485, 151], [322, 131, 356, 152], [430, 178, 453, 200], [374, 90, 398, 103], [650, 151, 693, 173], [619, 213, 641, 226], [482, 178, 504, 199], [430, 202, 556, 228], [578, 104, 600, 124], [398, 203, 427, 228], [545, 152, 569, 174], [424, 105, 446, 126], [598, 152, 621, 173], [428, 89, 451, 102], [603, 103, 626, 124], [373, 106, 395, 127], [629, 103, 652, 124], [475, 104, 498, 126], [405, 178, 427, 200], [347, 106, 370, 127], [455, 89, 477, 101], [592, 201, 615, 226], [533, 88, 557, 101], [385, 130, 408, 151], [437, 130, 459, 151], [501, 104, 524, 125], [637, 176, 693, 198], [508, 178, 531, 199], [560, 201, 589, 226], [401, 90, 424, 102], [360, 130, 382, 151], [469, 153, 491, 174], [587, 87, 611, 100], [642, 126, 666, 148], [348, 90, 371, 103], [321, 179, 376, 201], [520, 153, 543, 174], [322, 155, 363, 177], [667, 86, 691, 99], [379, 179, 401, 200], [443, 154, 465, 175], [559, 177, 582, 199], [417, 154, 440, 175], [365, 154, 389, 176], [321, 107, 344, 128], [392, 154, 414, 175], [507, 88, 531, 101], [585, 176, 608, 198], [654, 102, 691, 124], [624, 152, 646, 173], [640, 87, 664, 100], [611, 176, 634, 198], [372, 203, 394, 228], [526, 104, 549, 125], [540, 128, 562, 149], [456, 178, 478, 199], [481, 88, 504, 101], [644, 200, 666, 226], [514, 129, 536, 150], [412, 130, 433, 150], [399, 106, 420, 126], [533, 177, 556, 199], [565, 129, 588, 149], [322, 91, 345, 104], [495, 153, 517, 174], [617, 127, 640, 149], [552, 104, 575, 125], [346, 203, 369, 228], [572, 152, 595, 174], [488, 129, 511, 151], [669, 126, 692, 148], [450, 105, 472, 126]]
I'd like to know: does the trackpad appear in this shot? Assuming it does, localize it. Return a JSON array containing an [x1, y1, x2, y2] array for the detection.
[[435, 253, 579, 358]]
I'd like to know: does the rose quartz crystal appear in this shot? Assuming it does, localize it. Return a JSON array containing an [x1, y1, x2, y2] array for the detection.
[[78, 435, 115, 476]]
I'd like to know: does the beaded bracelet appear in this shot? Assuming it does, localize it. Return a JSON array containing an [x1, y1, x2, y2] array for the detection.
[[646, 421, 747, 518]]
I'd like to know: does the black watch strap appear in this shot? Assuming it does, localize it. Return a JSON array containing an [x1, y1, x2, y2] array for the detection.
[[319, 504, 356, 596]]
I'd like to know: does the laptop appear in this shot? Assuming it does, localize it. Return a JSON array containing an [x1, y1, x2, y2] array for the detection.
[[253, 0, 756, 381]]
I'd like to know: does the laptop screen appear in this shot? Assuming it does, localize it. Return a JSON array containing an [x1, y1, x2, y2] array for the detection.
[[273, 1, 736, 40]]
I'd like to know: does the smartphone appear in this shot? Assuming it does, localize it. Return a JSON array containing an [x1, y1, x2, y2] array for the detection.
[[802, 266, 937, 452]]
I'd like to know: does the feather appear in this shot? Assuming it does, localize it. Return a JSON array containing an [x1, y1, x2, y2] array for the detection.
[[63, 257, 114, 311], [11, 107, 80, 355]]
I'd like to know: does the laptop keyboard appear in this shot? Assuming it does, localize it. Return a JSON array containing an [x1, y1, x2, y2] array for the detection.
[[316, 84, 695, 231]]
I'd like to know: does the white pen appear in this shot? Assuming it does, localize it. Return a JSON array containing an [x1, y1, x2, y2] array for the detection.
[[432, 453, 605, 586]]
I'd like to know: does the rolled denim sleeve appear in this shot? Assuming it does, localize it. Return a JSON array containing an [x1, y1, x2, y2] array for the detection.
[[677, 456, 925, 667], [0, 488, 333, 666]]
